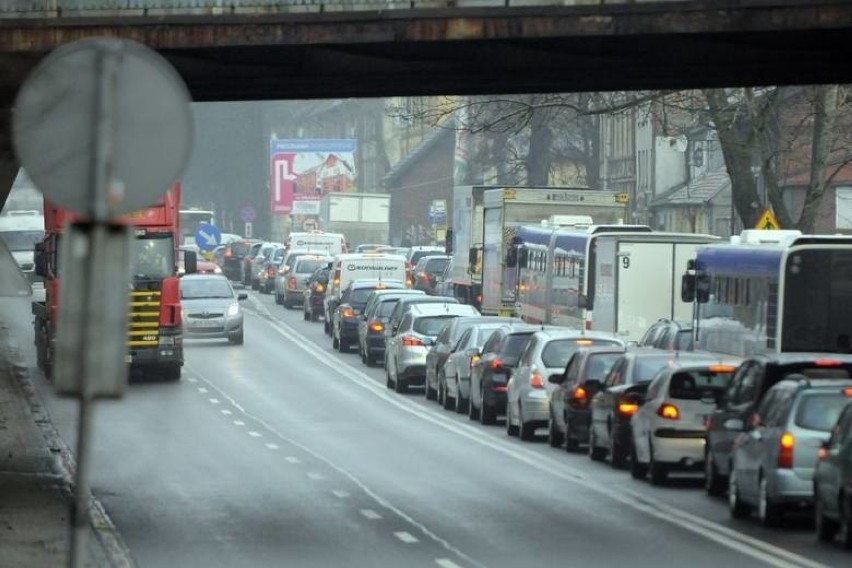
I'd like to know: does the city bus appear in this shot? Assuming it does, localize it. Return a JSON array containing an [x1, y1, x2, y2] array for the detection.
[[683, 229, 852, 357]]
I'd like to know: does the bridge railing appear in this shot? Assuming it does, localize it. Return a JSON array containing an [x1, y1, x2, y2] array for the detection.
[[0, 0, 691, 17]]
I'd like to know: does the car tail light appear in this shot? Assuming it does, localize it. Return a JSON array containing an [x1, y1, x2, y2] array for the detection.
[[490, 358, 504, 371], [657, 403, 680, 420], [572, 386, 587, 401], [778, 432, 795, 468], [814, 359, 842, 367], [267, 266, 275, 277], [341, 307, 356, 318], [469, 355, 481, 370], [224, 248, 232, 259], [369, 321, 384, 333], [401, 336, 424, 347], [475, 295, 482, 304], [530, 372, 544, 389], [843, 388, 852, 397], [493, 385, 508, 392], [817, 446, 828, 461], [288, 277, 297, 290], [617, 401, 640, 416], [315, 283, 325, 293]]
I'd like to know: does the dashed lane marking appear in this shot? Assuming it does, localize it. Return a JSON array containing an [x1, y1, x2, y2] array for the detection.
[[233, 420, 245, 427], [285, 456, 302, 464], [436, 560, 463, 568], [265, 443, 280, 450], [307, 472, 325, 480], [360, 509, 382, 520], [208, 398, 220, 404], [220, 409, 232, 416], [394, 531, 419, 544], [186, 377, 198, 383], [248, 431, 262, 438], [332, 490, 350, 499], [197, 387, 208, 394]]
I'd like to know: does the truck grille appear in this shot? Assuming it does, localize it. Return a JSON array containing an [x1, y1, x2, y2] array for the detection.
[[129, 290, 160, 347]]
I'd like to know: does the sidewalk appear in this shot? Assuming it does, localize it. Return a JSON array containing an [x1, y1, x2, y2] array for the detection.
[[0, 314, 133, 568]]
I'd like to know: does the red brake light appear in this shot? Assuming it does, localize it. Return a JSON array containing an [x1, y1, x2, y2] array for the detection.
[[489, 358, 504, 371], [708, 364, 736, 373], [224, 248, 232, 259], [814, 359, 842, 367], [401, 336, 424, 347], [530, 373, 544, 389], [778, 432, 795, 468], [618, 402, 640, 416], [315, 283, 325, 293], [817, 447, 828, 461], [572, 386, 587, 401], [287, 277, 297, 290], [267, 266, 275, 276], [657, 403, 680, 420], [844, 388, 852, 397], [369, 322, 384, 333]]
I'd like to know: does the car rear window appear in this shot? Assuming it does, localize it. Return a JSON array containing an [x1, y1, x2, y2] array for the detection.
[[473, 325, 502, 347], [632, 355, 682, 384], [425, 258, 450, 273], [584, 353, 621, 381], [351, 288, 381, 304], [295, 259, 327, 274], [377, 300, 399, 317], [542, 338, 620, 368], [669, 369, 733, 400], [414, 316, 456, 336], [795, 394, 852, 431], [502, 332, 534, 357]]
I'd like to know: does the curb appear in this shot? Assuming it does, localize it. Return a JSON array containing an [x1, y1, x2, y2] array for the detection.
[[1, 323, 136, 568]]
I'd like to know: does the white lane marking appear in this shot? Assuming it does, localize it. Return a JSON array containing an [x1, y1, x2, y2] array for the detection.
[[186, 377, 198, 383], [285, 456, 302, 464], [436, 560, 463, 568], [332, 490, 350, 499], [248, 431, 262, 438], [220, 409, 232, 416], [233, 420, 245, 427], [265, 443, 279, 450], [360, 509, 382, 520], [208, 398, 220, 405], [197, 387, 208, 393], [234, 310, 829, 568], [394, 531, 419, 544], [307, 472, 325, 480]]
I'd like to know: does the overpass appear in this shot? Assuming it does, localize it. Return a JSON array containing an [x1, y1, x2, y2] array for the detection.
[[1, 0, 852, 205]]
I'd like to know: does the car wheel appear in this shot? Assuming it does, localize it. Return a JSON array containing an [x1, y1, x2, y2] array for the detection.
[[332, 334, 339, 350], [728, 469, 752, 519], [815, 490, 839, 542], [648, 444, 667, 485], [425, 375, 437, 401], [564, 416, 579, 452], [506, 403, 519, 437], [468, 392, 480, 421], [324, 319, 330, 334], [394, 372, 408, 394], [519, 405, 537, 441], [630, 443, 648, 480], [588, 428, 606, 462], [283, 299, 292, 309], [758, 475, 783, 528], [310, 309, 319, 322], [274, 293, 283, 305], [385, 362, 393, 389], [705, 447, 726, 497], [228, 328, 244, 346], [480, 387, 496, 425], [440, 372, 454, 410], [840, 495, 852, 549], [454, 377, 468, 414], [161, 363, 181, 382], [547, 417, 563, 448], [610, 431, 628, 470]]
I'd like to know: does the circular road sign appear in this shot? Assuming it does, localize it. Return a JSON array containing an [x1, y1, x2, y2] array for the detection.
[[12, 38, 193, 219], [240, 206, 257, 223], [195, 223, 222, 252]]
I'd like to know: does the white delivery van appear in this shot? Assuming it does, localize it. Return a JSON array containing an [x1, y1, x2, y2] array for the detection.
[[287, 231, 347, 256], [323, 252, 410, 325], [0, 210, 45, 282]]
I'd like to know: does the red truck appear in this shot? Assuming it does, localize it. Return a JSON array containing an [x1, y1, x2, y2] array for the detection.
[[32, 183, 194, 381]]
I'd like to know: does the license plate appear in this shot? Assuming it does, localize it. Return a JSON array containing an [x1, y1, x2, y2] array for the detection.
[[193, 319, 222, 328]]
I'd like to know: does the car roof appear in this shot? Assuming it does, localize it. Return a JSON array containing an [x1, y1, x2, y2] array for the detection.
[[755, 353, 852, 365], [396, 295, 458, 306], [349, 279, 406, 289], [180, 273, 231, 282], [408, 303, 478, 316], [771, 377, 852, 391]]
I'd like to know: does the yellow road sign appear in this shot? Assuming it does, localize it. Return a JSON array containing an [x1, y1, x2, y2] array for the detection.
[[755, 209, 780, 230]]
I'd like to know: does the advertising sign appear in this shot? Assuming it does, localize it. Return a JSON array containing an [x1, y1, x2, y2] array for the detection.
[[268, 138, 357, 220]]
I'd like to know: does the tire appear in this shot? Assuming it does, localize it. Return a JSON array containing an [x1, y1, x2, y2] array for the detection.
[[442, 379, 454, 410], [386, 364, 393, 389], [588, 428, 606, 462], [506, 404, 519, 437], [394, 373, 408, 394], [840, 495, 852, 550], [630, 444, 648, 480], [815, 491, 839, 542], [454, 378, 468, 414], [303, 310, 309, 321], [728, 470, 752, 519], [332, 334, 339, 350], [425, 378, 437, 401], [274, 293, 283, 305], [480, 387, 496, 425], [324, 320, 330, 334], [610, 432, 628, 470], [162, 363, 181, 382], [547, 418, 564, 448], [649, 444, 668, 485], [283, 299, 292, 310], [758, 475, 783, 528], [705, 448, 727, 497], [564, 417, 579, 453], [310, 310, 319, 322], [468, 393, 480, 421], [229, 328, 245, 346]]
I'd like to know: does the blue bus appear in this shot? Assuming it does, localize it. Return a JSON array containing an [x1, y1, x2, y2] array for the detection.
[[686, 230, 852, 357]]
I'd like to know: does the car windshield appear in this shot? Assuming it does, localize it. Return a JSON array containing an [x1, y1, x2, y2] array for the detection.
[[675, 329, 694, 350], [424, 258, 450, 274], [541, 338, 620, 368], [131, 237, 175, 279], [669, 369, 733, 399], [181, 278, 234, 299], [473, 325, 502, 347], [795, 394, 852, 431], [413, 316, 456, 336], [296, 259, 328, 274], [0, 230, 43, 252], [351, 288, 380, 305]]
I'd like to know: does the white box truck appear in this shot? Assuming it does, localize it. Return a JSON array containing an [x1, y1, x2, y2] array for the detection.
[[320, 192, 390, 249]]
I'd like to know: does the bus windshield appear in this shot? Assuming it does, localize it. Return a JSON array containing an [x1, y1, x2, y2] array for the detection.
[[179, 210, 215, 246]]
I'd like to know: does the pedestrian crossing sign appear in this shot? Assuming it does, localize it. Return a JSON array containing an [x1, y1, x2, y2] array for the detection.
[[755, 209, 780, 230]]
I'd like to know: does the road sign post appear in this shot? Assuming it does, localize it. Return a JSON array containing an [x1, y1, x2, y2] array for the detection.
[[245, 222, 253, 238]]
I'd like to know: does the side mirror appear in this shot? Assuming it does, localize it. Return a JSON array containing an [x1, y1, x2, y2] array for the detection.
[[723, 418, 744, 431], [585, 379, 602, 391], [237, 292, 248, 301], [464, 347, 480, 357], [468, 247, 478, 266], [34, 241, 46, 277], [184, 250, 198, 275], [696, 273, 711, 303], [548, 373, 565, 385], [518, 247, 529, 269], [681, 273, 696, 302], [577, 293, 593, 310], [505, 247, 517, 268]]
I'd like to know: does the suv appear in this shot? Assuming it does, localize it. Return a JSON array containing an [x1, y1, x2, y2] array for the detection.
[[638, 318, 693, 351], [814, 399, 852, 548], [729, 378, 852, 527], [220, 239, 258, 282], [704, 353, 852, 496], [412, 255, 451, 294]]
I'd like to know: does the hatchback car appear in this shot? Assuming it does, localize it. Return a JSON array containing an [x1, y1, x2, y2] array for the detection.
[[729, 378, 852, 527], [385, 302, 480, 394], [357, 289, 425, 367], [589, 350, 720, 468], [469, 324, 540, 425], [180, 274, 247, 345], [276, 254, 332, 308], [814, 401, 852, 548], [631, 362, 738, 484], [302, 266, 331, 322], [547, 346, 625, 450], [412, 255, 451, 294], [704, 353, 852, 497], [332, 280, 407, 353], [507, 329, 624, 441]]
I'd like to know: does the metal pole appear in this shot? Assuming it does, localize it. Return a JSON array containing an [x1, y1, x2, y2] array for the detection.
[[70, 396, 95, 567]]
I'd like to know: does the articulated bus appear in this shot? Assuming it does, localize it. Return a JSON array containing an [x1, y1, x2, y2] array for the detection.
[[507, 225, 719, 341], [685, 230, 852, 357]]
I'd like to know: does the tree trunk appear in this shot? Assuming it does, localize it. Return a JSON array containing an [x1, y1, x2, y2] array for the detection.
[[526, 110, 553, 186], [798, 85, 839, 232]]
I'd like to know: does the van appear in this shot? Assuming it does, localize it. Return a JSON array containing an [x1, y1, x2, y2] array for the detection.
[[286, 231, 346, 256], [323, 253, 410, 332]]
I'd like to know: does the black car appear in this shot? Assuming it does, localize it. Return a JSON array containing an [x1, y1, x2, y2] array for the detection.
[[332, 280, 406, 353], [468, 324, 539, 425], [242, 241, 265, 285], [302, 266, 331, 322], [547, 346, 626, 450], [220, 240, 257, 282], [357, 289, 425, 367], [704, 352, 852, 496], [637, 318, 693, 351], [412, 255, 451, 295]]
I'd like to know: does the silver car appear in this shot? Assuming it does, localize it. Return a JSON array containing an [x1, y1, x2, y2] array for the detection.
[[384, 302, 479, 394], [507, 329, 624, 441], [275, 253, 332, 308], [181, 274, 247, 345]]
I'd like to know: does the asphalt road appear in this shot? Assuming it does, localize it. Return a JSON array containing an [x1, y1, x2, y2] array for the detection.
[[4, 290, 850, 568]]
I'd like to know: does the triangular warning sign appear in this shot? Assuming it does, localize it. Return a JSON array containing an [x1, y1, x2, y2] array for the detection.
[[754, 209, 780, 230]]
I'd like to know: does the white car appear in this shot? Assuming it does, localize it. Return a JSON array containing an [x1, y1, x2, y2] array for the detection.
[[630, 362, 737, 485], [384, 302, 479, 394]]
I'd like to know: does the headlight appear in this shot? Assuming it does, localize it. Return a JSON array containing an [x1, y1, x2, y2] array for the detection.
[[214, 266, 222, 274], [227, 302, 240, 317]]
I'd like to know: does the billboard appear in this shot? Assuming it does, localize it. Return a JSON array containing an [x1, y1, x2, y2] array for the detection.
[[269, 139, 358, 224]]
